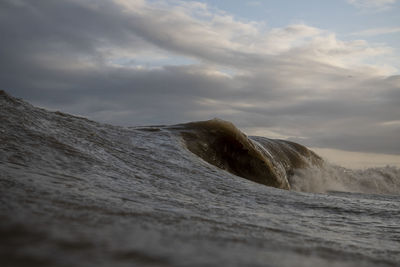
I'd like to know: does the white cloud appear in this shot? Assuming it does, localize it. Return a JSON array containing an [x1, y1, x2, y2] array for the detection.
[[262, 24, 323, 54], [350, 27, 400, 36], [106, 0, 395, 75]]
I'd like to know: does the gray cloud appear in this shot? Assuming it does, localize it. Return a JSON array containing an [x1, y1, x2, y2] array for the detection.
[[1, 0, 399, 155]]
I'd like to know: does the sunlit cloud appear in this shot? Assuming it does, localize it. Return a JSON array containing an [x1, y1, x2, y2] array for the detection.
[[350, 27, 400, 36]]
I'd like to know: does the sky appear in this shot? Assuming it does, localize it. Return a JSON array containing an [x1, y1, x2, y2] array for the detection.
[[1, 0, 400, 167]]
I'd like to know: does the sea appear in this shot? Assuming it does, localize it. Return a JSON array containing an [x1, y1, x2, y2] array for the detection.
[[1, 90, 399, 267]]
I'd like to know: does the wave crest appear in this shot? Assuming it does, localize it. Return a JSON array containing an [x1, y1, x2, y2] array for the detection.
[[173, 119, 323, 190]]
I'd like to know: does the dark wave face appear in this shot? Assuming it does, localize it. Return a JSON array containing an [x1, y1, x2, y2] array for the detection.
[[171, 119, 323, 190], [1, 90, 400, 267]]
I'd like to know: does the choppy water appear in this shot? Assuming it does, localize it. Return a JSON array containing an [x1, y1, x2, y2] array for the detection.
[[1, 90, 399, 266]]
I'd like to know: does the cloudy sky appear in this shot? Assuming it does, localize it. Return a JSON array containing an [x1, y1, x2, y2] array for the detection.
[[1, 0, 400, 165]]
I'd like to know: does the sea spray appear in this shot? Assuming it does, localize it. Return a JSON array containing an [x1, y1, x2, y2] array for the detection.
[[290, 163, 400, 194]]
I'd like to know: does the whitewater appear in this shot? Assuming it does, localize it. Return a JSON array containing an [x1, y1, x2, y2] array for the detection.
[[1, 90, 399, 266]]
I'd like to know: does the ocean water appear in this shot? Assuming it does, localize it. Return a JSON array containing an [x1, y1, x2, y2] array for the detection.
[[1, 90, 399, 267]]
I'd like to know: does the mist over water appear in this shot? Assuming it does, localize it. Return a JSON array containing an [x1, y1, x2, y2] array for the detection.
[[290, 163, 400, 194], [1, 90, 400, 266]]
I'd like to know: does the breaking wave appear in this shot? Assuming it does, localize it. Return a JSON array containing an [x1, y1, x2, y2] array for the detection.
[[171, 119, 323, 190], [1, 90, 399, 195], [170, 119, 400, 195]]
